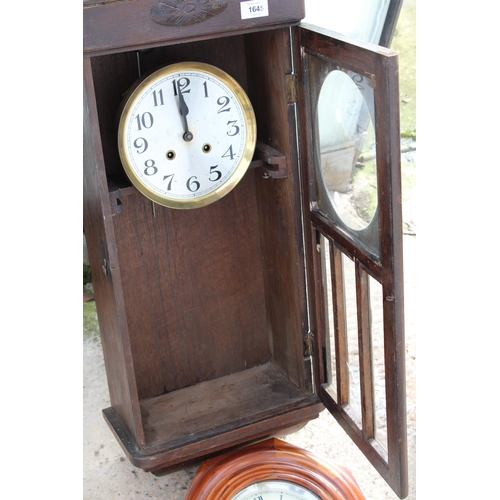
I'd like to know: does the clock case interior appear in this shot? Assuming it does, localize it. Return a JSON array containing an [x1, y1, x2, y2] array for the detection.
[[85, 26, 321, 464], [84, 4, 406, 498]]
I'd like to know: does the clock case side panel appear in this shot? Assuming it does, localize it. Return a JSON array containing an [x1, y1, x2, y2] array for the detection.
[[83, 56, 145, 448], [245, 27, 313, 395], [295, 25, 408, 498]]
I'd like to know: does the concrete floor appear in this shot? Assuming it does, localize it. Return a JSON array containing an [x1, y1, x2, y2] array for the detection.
[[83, 235, 416, 500]]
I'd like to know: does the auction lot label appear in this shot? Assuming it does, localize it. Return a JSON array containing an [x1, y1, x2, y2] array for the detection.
[[241, 0, 269, 19]]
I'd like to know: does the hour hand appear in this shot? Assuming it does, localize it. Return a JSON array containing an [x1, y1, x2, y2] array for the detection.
[[178, 91, 193, 142]]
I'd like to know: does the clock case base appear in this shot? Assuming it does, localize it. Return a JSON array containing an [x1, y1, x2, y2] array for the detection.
[[103, 363, 323, 473]]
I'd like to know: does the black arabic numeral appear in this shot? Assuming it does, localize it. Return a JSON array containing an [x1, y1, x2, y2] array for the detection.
[[209, 165, 222, 182], [134, 137, 148, 154], [136, 112, 154, 131], [186, 176, 200, 192], [144, 159, 158, 176], [203, 81, 209, 98], [222, 145, 235, 160], [173, 77, 191, 96], [227, 120, 240, 136], [163, 174, 174, 190], [217, 96, 230, 113], [152, 89, 164, 106]]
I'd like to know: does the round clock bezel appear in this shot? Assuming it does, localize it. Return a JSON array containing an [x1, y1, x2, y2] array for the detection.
[[184, 438, 365, 500], [117, 61, 257, 209]]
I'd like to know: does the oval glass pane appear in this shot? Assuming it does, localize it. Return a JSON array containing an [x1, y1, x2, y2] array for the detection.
[[317, 70, 377, 230]]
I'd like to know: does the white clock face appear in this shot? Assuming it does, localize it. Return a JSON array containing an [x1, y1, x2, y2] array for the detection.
[[231, 480, 321, 500], [118, 62, 256, 209]]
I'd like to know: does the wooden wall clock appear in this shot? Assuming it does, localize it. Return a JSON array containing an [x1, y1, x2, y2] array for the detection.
[[83, 0, 407, 497], [184, 438, 365, 499]]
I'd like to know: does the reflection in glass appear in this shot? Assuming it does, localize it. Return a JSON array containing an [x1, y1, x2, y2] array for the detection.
[[342, 253, 362, 426], [317, 70, 378, 231], [369, 275, 388, 453], [322, 247, 362, 427], [304, 0, 392, 45], [321, 234, 336, 399]]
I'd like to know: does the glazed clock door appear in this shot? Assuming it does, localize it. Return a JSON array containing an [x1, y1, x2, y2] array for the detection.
[[298, 25, 408, 498]]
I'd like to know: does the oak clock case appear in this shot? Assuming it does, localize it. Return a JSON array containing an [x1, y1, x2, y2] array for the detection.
[[117, 62, 257, 209], [83, 1, 407, 498]]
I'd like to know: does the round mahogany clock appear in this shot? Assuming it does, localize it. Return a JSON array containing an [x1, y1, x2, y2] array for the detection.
[[184, 438, 365, 500]]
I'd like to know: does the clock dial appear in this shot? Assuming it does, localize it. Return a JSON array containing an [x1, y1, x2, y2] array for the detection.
[[231, 480, 321, 500], [118, 62, 256, 209]]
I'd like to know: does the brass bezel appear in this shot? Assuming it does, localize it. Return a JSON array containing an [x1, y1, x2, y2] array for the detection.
[[118, 62, 257, 209]]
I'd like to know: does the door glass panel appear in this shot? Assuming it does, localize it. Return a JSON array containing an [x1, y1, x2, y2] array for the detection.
[[317, 70, 377, 231], [369, 275, 388, 453], [320, 236, 388, 453], [304, 0, 395, 45], [318, 230, 396, 453], [342, 252, 362, 427], [320, 234, 336, 398], [321, 234, 364, 429]]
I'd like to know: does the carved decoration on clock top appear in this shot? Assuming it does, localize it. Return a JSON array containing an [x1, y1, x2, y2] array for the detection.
[[151, 0, 229, 26]]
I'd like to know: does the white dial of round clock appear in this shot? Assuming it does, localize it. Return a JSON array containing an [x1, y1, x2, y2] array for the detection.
[[118, 62, 256, 209], [231, 480, 321, 500]]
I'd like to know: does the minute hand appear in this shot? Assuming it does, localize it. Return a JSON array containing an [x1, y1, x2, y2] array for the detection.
[[178, 91, 193, 142]]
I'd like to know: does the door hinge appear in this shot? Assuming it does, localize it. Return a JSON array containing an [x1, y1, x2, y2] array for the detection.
[[303, 331, 314, 357], [285, 73, 298, 104]]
